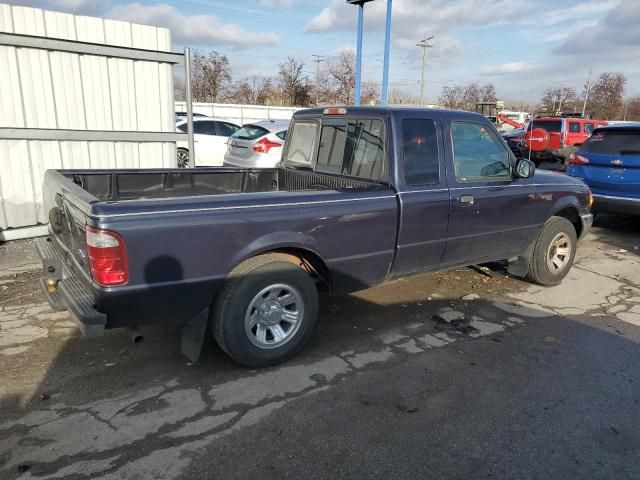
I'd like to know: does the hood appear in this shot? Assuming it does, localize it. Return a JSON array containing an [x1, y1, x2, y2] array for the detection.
[[533, 169, 586, 188]]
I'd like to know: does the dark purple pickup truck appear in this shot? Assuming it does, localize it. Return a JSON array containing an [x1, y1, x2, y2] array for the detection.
[[37, 107, 593, 367]]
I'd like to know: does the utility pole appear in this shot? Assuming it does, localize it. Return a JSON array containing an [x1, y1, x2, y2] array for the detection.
[[624, 101, 629, 121], [582, 67, 592, 117], [557, 84, 565, 114], [417, 35, 434, 107], [312, 54, 324, 106]]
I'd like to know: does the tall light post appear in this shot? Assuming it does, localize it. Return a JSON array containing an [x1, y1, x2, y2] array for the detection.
[[346, 0, 374, 105], [380, 0, 393, 106]]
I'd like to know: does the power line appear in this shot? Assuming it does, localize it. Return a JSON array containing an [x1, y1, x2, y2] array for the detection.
[[416, 35, 435, 107]]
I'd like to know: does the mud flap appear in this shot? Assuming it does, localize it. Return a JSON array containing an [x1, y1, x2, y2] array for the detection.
[[507, 237, 536, 278], [180, 307, 209, 362]]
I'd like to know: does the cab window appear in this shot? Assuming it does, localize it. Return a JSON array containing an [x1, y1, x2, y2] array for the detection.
[[584, 123, 595, 134], [402, 119, 439, 185], [569, 122, 581, 133], [451, 122, 511, 181]]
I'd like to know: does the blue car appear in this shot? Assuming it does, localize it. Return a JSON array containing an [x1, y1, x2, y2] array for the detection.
[[567, 125, 640, 216]]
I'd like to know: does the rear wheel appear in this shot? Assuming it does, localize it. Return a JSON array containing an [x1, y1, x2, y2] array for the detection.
[[212, 254, 319, 367], [526, 216, 577, 286], [177, 148, 189, 168]]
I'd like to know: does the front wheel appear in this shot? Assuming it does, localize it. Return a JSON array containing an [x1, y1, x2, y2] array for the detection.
[[212, 254, 319, 367], [526, 216, 577, 286]]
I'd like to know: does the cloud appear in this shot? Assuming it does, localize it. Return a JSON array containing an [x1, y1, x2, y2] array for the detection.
[[108, 3, 279, 49], [259, 0, 298, 7], [552, 0, 640, 60], [480, 62, 534, 76], [306, 0, 531, 34]]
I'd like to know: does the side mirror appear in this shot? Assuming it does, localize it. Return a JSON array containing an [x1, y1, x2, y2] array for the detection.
[[515, 158, 535, 178]]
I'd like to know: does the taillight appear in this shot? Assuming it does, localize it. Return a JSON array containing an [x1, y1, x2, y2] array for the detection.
[[86, 226, 129, 286], [252, 137, 282, 154], [568, 151, 589, 165]]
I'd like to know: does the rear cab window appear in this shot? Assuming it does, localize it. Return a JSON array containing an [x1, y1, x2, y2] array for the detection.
[[284, 121, 319, 166], [284, 115, 386, 182], [315, 118, 385, 181]]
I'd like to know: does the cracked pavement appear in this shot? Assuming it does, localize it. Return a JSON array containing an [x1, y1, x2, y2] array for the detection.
[[1, 215, 639, 479]]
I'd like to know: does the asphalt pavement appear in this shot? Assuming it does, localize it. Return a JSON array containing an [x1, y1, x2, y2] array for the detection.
[[0, 215, 639, 479]]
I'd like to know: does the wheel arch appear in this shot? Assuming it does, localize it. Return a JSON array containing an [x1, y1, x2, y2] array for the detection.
[[226, 233, 332, 292], [551, 205, 582, 238]]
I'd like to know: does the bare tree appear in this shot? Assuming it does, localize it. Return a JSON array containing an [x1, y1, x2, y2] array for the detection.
[[388, 88, 418, 105], [191, 50, 232, 103], [174, 76, 186, 102], [277, 57, 311, 106], [225, 77, 273, 105], [539, 87, 579, 114], [624, 96, 640, 121], [586, 72, 626, 119], [439, 82, 498, 111], [328, 50, 356, 104]]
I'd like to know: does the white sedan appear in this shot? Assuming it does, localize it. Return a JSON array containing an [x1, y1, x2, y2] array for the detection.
[[176, 118, 240, 167]]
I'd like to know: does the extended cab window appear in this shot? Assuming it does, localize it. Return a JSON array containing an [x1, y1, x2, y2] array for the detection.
[[451, 122, 510, 181], [285, 122, 319, 166], [316, 118, 385, 181], [402, 119, 439, 185]]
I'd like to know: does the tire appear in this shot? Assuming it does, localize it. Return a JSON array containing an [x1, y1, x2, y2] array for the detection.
[[177, 148, 189, 168], [212, 254, 319, 368], [526, 216, 577, 286]]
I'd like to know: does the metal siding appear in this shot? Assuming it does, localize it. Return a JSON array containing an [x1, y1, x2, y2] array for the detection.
[[0, 5, 176, 230]]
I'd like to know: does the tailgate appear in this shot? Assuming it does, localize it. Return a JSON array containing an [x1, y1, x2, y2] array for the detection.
[[43, 170, 96, 277]]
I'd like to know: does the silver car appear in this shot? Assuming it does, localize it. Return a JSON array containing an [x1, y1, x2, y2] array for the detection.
[[224, 120, 289, 168]]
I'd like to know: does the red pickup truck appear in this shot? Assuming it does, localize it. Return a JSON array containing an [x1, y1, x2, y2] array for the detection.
[[519, 117, 608, 166]]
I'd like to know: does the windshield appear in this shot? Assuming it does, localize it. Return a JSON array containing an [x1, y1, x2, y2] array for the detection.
[[582, 130, 640, 155], [527, 120, 562, 132], [231, 125, 269, 141]]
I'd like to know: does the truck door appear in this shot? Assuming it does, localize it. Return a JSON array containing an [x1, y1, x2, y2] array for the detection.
[[392, 114, 450, 275], [442, 119, 535, 265]]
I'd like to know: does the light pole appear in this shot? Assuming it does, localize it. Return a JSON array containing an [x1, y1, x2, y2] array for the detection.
[[380, 0, 393, 106], [346, 0, 374, 105]]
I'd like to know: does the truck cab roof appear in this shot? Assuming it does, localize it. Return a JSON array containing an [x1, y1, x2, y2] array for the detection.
[[294, 106, 488, 123]]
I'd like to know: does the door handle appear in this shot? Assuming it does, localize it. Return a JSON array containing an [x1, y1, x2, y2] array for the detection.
[[459, 195, 474, 205]]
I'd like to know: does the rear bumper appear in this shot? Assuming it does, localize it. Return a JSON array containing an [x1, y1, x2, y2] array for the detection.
[[35, 237, 106, 337], [592, 194, 640, 216]]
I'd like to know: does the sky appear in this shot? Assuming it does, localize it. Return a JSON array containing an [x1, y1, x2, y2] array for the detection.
[[6, 0, 640, 104]]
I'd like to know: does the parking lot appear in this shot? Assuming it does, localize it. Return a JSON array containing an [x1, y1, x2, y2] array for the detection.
[[0, 214, 638, 479]]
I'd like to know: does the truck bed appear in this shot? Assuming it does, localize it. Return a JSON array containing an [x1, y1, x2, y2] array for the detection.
[[63, 167, 385, 201]]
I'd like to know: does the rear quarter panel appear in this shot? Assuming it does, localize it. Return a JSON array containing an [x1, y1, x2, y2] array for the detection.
[[90, 189, 398, 327]]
